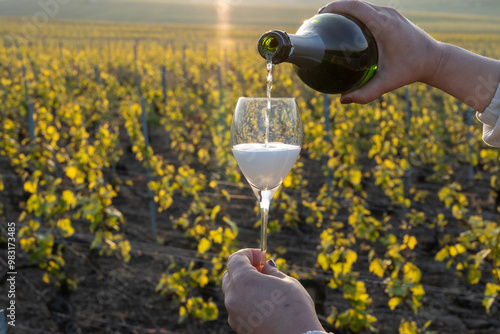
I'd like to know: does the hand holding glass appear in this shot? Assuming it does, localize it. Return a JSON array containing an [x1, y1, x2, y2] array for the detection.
[[230, 97, 303, 265]]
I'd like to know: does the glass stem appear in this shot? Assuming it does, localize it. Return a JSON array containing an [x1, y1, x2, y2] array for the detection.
[[259, 190, 272, 264]]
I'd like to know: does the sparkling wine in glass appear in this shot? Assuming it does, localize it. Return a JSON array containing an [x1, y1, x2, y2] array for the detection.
[[230, 97, 303, 265]]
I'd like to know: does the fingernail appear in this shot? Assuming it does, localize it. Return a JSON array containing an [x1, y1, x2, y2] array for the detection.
[[340, 96, 353, 104], [318, 5, 326, 14], [268, 259, 276, 267]]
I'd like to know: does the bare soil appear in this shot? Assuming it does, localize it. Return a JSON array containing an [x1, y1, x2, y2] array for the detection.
[[1, 122, 500, 334]]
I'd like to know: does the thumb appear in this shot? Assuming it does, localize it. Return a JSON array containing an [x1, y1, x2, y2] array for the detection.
[[260, 259, 287, 278]]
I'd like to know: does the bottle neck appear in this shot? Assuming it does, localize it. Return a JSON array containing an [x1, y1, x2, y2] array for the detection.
[[258, 30, 324, 68], [287, 33, 324, 68]]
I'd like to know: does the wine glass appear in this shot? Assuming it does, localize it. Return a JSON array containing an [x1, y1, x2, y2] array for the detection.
[[230, 97, 303, 265]]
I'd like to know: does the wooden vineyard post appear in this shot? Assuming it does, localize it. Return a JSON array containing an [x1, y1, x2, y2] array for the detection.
[[217, 63, 227, 130], [466, 106, 474, 185], [134, 41, 157, 238], [16, 42, 35, 142], [182, 44, 188, 81], [0, 309, 6, 334], [94, 65, 101, 85], [405, 87, 412, 193], [323, 93, 333, 193], [161, 65, 167, 106], [161, 65, 171, 147]]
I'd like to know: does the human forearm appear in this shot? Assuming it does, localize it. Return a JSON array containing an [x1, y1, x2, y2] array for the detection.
[[424, 42, 500, 112]]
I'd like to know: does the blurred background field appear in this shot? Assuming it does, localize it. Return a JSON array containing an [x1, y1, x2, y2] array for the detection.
[[1, 0, 500, 333], [0, 0, 500, 30]]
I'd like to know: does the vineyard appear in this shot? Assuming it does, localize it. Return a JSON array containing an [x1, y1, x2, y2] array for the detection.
[[0, 13, 500, 334]]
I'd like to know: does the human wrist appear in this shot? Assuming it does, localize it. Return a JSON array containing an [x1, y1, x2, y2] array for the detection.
[[274, 314, 324, 334], [421, 41, 450, 87], [423, 42, 500, 112]]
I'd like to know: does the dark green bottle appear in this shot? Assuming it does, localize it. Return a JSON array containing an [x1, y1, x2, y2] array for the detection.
[[258, 13, 378, 94]]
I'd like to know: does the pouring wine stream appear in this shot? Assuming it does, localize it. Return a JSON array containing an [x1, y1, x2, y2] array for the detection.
[[260, 55, 274, 261], [265, 55, 273, 148]]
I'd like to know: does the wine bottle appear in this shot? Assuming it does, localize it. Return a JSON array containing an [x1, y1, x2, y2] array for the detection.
[[258, 13, 378, 94]]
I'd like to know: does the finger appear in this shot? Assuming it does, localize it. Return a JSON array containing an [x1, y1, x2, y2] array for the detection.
[[227, 248, 263, 271], [340, 69, 396, 104], [319, 0, 379, 22], [260, 259, 288, 278], [340, 79, 385, 105], [221, 270, 231, 294], [226, 248, 264, 281]]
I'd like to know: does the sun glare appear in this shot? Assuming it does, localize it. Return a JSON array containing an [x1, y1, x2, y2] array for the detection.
[[216, 0, 233, 48]]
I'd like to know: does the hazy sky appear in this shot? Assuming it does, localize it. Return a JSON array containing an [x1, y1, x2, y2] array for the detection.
[[0, 0, 499, 25]]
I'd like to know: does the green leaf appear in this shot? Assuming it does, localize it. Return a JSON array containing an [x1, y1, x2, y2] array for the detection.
[[467, 266, 481, 285]]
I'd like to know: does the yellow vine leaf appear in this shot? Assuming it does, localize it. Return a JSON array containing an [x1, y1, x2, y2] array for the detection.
[[388, 297, 401, 310], [42, 272, 50, 284], [399, 319, 417, 334], [24, 180, 37, 193], [223, 226, 237, 240], [62, 190, 77, 208], [317, 253, 329, 271], [435, 248, 449, 262], [411, 284, 425, 297], [198, 148, 210, 164], [178, 306, 187, 323], [209, 227, 223, 244], [345, 250, 357, 265], [349, 170, 362, 186], [119, 240, 131, 262], [493, 269, 500, 280], [283, 174, 293, 188], [403, 235, 417, 250], [57, 218, 75, 238], [369, 258, 385, 278], [403, 262, 421, 284], [198, 238, 211, 254], [483, 283, 500, 314]]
